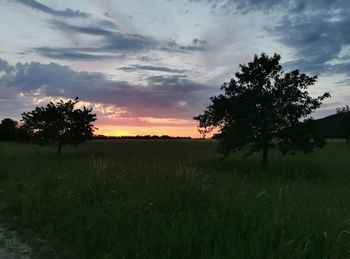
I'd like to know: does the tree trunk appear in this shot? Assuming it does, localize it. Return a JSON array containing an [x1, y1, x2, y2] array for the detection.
[[57, 140, 62, 155], [261, 139, 269, 171]]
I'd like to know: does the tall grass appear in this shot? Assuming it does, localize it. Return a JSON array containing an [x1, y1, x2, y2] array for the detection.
[[1, 140, 350, 258]]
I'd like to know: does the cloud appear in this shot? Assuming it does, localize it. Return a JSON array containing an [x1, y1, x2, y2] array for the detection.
[[0, 59, 14, 73], [102, 33, 158, 52], [0, 58, 216, 119], [14, 1, 119, 37], [180, 38, 209, 51], [15, 0, 91, 18], [118, 65, 186, 73], [163, 38, 210, 52], [97, 20, 119, 30], [13, 1, 210, 61], [190, 0, 350, 76], [34, 47, 118, 61], [269, 8, 350, 75], [33, 19, 210, 60], [189, 0, 280, 13], [50, 19, 114, 36], [33, 20, 160, 60], [146, 75, 189, 85], [190, 0, 349, 14]]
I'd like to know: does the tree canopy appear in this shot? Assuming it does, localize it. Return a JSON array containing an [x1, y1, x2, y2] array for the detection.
[[194, 53, 330, 169], [21, 97, 96, 154]]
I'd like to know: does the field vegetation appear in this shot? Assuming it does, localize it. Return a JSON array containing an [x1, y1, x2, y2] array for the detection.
[[1, 140, 350, 258]]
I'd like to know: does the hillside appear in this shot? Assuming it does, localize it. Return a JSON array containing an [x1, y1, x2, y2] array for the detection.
[[315, 113, 348, 139]]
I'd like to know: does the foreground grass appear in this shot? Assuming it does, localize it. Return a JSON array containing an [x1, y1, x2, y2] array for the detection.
[[1, 140, 350, 258]]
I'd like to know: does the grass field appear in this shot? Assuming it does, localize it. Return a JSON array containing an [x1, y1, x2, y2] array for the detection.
[[1, 140, 350, 258]]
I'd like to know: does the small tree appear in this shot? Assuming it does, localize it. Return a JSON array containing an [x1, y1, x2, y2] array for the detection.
[[336, 105, 350, 144], [0, 118, 18, 141], [21, 97, 96, 154], [194, 53, 330, 170]]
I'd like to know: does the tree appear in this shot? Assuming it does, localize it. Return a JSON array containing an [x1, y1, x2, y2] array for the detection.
[[336, 105, 350, 144], [0, 118, 18, 141], [194, 53, 330, 170], [21, 97, 96, 154]]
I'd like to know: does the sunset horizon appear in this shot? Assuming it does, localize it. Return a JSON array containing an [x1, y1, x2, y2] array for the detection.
[[1, 0, 349, 138]]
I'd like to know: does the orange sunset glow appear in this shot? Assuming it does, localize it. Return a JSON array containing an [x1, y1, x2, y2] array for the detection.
[[95, 125, 202, 138]]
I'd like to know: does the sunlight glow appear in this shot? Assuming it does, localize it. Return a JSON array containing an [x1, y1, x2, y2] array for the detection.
[[95, 125, 202, 138]]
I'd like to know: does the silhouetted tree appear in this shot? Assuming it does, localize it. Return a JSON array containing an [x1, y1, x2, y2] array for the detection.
[[0, 118, 32, 142], [21, 97, 96, 154], [0, 118, 19, 141], [0, 118, 18, 141], [16, 124, 31, 142], [194, 53, 330, 170], [336, 105, 350, 144]]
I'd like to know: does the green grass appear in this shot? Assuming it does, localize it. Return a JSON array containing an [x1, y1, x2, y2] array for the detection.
[[1, 140, 350, 258]]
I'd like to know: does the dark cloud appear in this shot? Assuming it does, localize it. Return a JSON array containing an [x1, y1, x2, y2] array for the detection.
[[189, 0, 281, 13], [0, 59, 14, 73], [2, 61, 80, 92], [180, 38, 209, 51], [97, 20, 119, 30], [15, 1, 119, 36], [50, 20, 114, 36], [119, 65, 186, 73], [34, 47, 117, 61], [270, 9, 350, 75], [34, 20, 160, 59], [34, 19, 209, 60], [147, 75, 188, 85], [50, 20, 151, 51], [190, 0, 350, 14], [15, 0, 91, 18], [191, 0, 350, 76], [50, 20, 207, 52], [103, 33, 158, 52], [0, 59, 216, 118], [163, 38, 209, 52]]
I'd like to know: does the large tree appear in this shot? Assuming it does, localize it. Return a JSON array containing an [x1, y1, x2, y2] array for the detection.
[[194, 53, 330, 169], [21, 97, 96, 154]]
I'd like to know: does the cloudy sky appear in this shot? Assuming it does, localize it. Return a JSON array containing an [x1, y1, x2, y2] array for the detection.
[[1, 0, 349, 137]]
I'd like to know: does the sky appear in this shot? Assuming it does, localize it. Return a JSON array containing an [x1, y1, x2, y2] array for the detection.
[[1, 0, 350, 137]]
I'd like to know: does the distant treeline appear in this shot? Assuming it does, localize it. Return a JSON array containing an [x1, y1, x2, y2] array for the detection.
[[93, 135, 192, 140], [0, 118, 193, 141], [211, 112, 350, 142], [0, 118, 31, 142], [1, 113, 350, 142]]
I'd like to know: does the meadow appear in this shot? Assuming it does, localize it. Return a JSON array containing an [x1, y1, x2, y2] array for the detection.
[[1, 140, 350, 258]]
